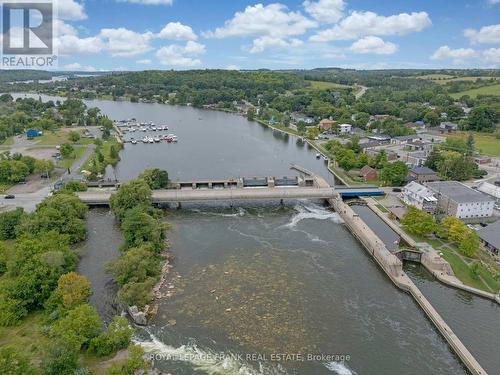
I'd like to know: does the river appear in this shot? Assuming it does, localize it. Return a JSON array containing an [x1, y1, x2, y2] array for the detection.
[[11, 93, 500, 374]]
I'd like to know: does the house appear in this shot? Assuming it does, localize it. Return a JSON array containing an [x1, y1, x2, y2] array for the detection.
[[351, 127, 365, 136], [26, 129, 41, 138], [359, 165, 378, 181], [290, 112, 314, 125], [405, 140, 434, 153], [367, 135, 391, 142], [427, 181, 495, 219], [439, 122, 458, 131], [338, 123, 352, 134], [405, 152, 429, 168], [389, 206, 407, 221], [408, 166, 440, 183], [476, 182, 500, 204], [401, 181, 438, 213], [477, 220, 500, 255], [319, 119, 334, 132], [391, 135, 421, 145]]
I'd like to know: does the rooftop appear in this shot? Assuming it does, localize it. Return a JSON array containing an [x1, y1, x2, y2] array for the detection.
[[404, 181, 437, 201], [427, 181, 495, 204], [410, 166, 437, 175], [477, 220, 500, 250]]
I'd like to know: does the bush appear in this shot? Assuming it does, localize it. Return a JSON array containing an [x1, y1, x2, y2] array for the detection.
[[139, 168, 169, 189], [0, 346, 37, 374], [108, 246, 161, 286], [118, 278, 156, 308], [109, 179, 151, 221], [0, 208, 25, 240], [42, 340, 79, 375], [121, 207, 164, 251], [89, 316, 132, 357], [0, 294, 28, 326]]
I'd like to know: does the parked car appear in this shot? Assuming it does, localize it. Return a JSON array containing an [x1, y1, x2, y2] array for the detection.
[[41, 173, 50, 178], [392, 188, 402, 192], [4, 194, 15, 199], [17, 180, 27, 184]]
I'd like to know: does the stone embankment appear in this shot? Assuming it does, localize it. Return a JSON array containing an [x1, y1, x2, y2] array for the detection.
[[311, 173, 488, 375]]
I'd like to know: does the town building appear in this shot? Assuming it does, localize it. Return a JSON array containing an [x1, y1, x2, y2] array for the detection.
[[319, 119, 334, 132], [359, 165, 378, 182], [390, 135, 421, 145], [26, 129, 41, 138], [408, 166, 440, 183], [473, 156, 491, 165], [401, 181, 438, 213], [477, 220, 500, 255], [367, 135, 391, 142], [476, 182, 500, 204], [338, 123, 352, 134], [290, 112, 314, 125], [426, 181, 495, 220], [439, 122, 458, 131]]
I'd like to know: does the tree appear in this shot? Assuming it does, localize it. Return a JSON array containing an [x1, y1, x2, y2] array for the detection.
[[296, 121, 307, 134], [467, 106, 499, 132], [106, 345, 149, 375], [436, 151, 477, 181], [379, 161, 408, 186], [459, 231, 479, 257], [0, 208, 25, 240], [139, 168, 169, 190], [117, 278, 155, 309], [51, 304, 102, 351], [8, 160, 29, 183], [0, 294, 27, 326], [465, 133, 475, 156], [42, 340, 79, 375], [89, 316, 132, 357], [121, 207, 164, 251], [60, 143, 74, 159], [440, 216, 465, 242], [109, 179, 152, 221], [246, 107, 256, 121], [108, 246, 160, 286], [68, 131, 80, 143], [423, 111, 440, 126], [307, 127, 319, 140], [374, 150, 388, 169], [401, 206, 437, 236], [0, 346, 37, 375], [55, 272, 92, 310]]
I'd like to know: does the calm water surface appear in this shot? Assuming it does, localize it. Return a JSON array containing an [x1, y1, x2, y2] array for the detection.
[[14, 93, 499, 375]]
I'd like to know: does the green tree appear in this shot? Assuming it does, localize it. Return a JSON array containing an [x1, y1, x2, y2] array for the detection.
[[121, 207, 164, 251], [296, 121, 307, 134], [89, 316, 133, 357], [0, 208, 25, 240], [401, 206, 437, 236], [139, 168, 169, 190], [307, 127, 319, 140], [42, 340, 79, 375], [459, 230, 479, 257], [106, 345, 149, 375], [108, 246, 160, 286], [0, 346, 37, 375], [54, 272, 92, 310], [59, 143, 74, 159], [68, 131, 80, 143], [246, 107, 256, 121], [8, 160, 30, 183], [467, 106, 499, 132], [379, 161, 408, 186], [51, 304, 102, 351], [109, 179, 152, 221]]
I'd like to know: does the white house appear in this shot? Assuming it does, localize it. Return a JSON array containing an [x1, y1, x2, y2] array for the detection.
[[427, 181, 495, 219], [338, 123, 352, 134], [401, 181, 438, 213]]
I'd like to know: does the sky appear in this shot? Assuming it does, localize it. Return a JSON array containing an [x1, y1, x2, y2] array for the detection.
[[8, 0, 500, 71]]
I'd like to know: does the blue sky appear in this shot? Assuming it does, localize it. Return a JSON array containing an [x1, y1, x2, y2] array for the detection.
[[38, 0, 500, 70]]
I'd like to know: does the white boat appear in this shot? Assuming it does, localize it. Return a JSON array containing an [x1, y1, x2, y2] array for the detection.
[[316, 153, 321, 159], [151, 126, 157, 131], [153, 137, 160, 142], [131, 140, 137, 144], [148, 137, 154, 143]]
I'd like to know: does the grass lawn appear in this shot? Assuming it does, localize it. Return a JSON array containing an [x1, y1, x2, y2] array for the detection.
[[306, 80, 352, 90], [438, 247, 491, 291], [57, 146, 86, 169], [0, 136, 14, 146], [33, 129, 95, 146], [447, 131, 500, 156], [450, 83, 500, 99], [375, 204, 388, 213]]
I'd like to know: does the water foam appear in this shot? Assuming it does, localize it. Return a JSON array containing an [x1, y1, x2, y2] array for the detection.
[[283, 202, 343, 229], [134, 333, 286, 375], [323, 361, 357, 375]]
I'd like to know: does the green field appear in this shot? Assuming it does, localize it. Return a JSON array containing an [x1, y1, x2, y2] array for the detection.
[[447, 132, 500, 156], [450, 83, 500, 99], [418, 74, 500, 85], [306, 80, 352, 90], [33, 129, 95, 146], [57, 145, 86, 169]]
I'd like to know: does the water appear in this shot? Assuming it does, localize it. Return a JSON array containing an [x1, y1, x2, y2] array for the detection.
[[77, 208, 122, 320], [14, 92, 500, 374]]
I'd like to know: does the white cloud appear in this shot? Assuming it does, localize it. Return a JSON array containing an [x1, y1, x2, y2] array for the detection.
[[205, 3, 317, 39], [136, 59, 152, 64], [98, 28, 154, 56], [483, 48, 500, 62], [56, 34, 103, 55], [464, 24, 500, 44], [226, 65, 240, 70], [156, 41, 205, 66], [118, 0, 173, 4], [350, 36, 397, 54], [431, 45, 477, 64], [158, 22, 197, 41], [303, 0, 345, 24], [488, 0, 500, 4], [58, 0, 87, 20], [310, 10, 431, 41], [250, 36, 303, 53], [63, 63, 98, 71]]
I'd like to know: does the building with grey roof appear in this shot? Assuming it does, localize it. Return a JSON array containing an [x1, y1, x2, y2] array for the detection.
[[402, 181, 438, 213], [426, 181, 495, 220], [477, 220, 500, 255]]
